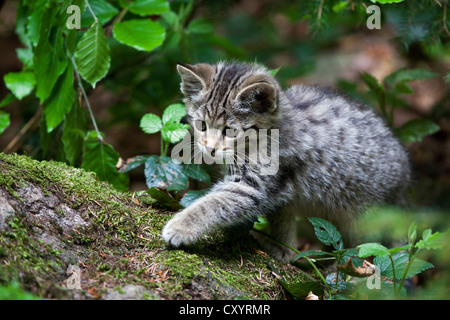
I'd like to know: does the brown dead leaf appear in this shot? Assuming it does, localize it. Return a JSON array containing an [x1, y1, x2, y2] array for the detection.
[[337, 258, 376, 278]]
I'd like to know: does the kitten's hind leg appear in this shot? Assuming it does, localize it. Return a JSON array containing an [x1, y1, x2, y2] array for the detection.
[[256, 205, 298, 263]]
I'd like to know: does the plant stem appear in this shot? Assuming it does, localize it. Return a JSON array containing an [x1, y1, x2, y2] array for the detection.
[[71, 57, 102, 143], [388, 254, 397, 293], [397, 247, 420, 296], [85, 0, 98, 25]]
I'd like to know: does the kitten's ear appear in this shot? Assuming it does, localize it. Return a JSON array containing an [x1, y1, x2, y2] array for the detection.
[[236, 81, 277, 113], [176, 63, 213, 99]]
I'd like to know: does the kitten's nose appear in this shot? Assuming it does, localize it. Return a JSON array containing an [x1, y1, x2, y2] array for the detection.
[[205, 145, 216, 156]]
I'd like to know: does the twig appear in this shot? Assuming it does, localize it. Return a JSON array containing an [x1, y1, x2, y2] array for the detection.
[[106, 8, 128, 37], [70, 56, 103, 143], [3, 105, 42, 153], [443, 4, 450, 37], [85, 0, 98, 25], [317, 0, 325, 28]]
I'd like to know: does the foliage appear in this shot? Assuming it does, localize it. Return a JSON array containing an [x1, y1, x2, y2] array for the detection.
[[0, 281, 40, 300], [120, 103, 210, 207], [359, 68, 440, 142], [267, 217, 448, 300]]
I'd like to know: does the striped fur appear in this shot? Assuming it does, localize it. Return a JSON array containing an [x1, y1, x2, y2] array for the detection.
[[162, 62, 411, 262]]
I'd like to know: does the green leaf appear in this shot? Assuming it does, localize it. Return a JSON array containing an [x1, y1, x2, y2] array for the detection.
[[82, 131, 129, 191], [74, 22, 111, 88], [162, 103, 186, 125], [374, 252, 433, 279], [62, 100, 87, 165], [180, 189, 209, 207], [408, 221, 418, 245], [43, 64, 76, 133], [0, 111, 10, 135], [396, 119, 440, 143], [307, 217, 343, 250], [140, 113, 163, 134], [384, 68, 439, 87], [188, 18, 214, 34], [360, 72, 385, 99], [113, 19, 166, 52], [161, 122, 190, 144], [144, 156, 189, 191], [128, 0, 170, 16], [357, 243, 390, 258], [81, 0, 119, 27], [34, 7, 67, 103], [370, 0, 404, 3], [0, 94, 16, 108], [16, 48, 34, 69], [415, 230, 446, 250], [390, 82, 413, 95], [182, 164, 211, 184], [277, 278, 324, 299], [146, 187, 183, 210], [4, 71, 36, 100], [388, 244, 410, 255]]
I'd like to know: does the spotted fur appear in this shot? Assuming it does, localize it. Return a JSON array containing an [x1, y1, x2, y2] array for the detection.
[[162, 62, 411, 262]]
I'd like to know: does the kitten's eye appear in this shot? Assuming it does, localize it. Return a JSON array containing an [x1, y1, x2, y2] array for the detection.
[[223, 126, 238, 138], [195, 120, 207, 131]]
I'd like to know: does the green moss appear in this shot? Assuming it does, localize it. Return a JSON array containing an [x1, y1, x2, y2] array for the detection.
[[0, 152, 314, 300], [157, 250, 205, 284]]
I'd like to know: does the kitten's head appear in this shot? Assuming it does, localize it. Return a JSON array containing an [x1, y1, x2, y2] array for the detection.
[[176, 62, 280, 160]]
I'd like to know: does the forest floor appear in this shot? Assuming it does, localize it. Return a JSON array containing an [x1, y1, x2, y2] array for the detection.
[[0, 152, 312, 300]]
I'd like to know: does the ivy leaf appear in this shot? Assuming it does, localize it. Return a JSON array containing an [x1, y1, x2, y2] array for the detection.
[[3, 71, 36, 100], [162, 103, 186, 125], [74, 22, 111, 88], [307, 217, 344, 250], [396, 119, 440, 143], [113, 19, 166, 52], [140, 113, 163, 134], [357, 243, 390, 258], [43, 64, 76, 133], [144, 156, 189, 191], [180, 189, 209, 208], [128, 0, 170, 16], [82, 131, 129, 191]]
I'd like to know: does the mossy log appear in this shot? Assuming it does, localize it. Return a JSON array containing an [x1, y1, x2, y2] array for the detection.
[[0, 153, 310, 300]]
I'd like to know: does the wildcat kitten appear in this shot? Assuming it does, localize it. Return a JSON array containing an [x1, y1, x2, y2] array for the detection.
[[162, 62, 410, 262]]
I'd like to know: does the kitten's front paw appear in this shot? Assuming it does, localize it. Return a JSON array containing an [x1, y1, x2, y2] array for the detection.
[[162, 213, 200, 247]]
